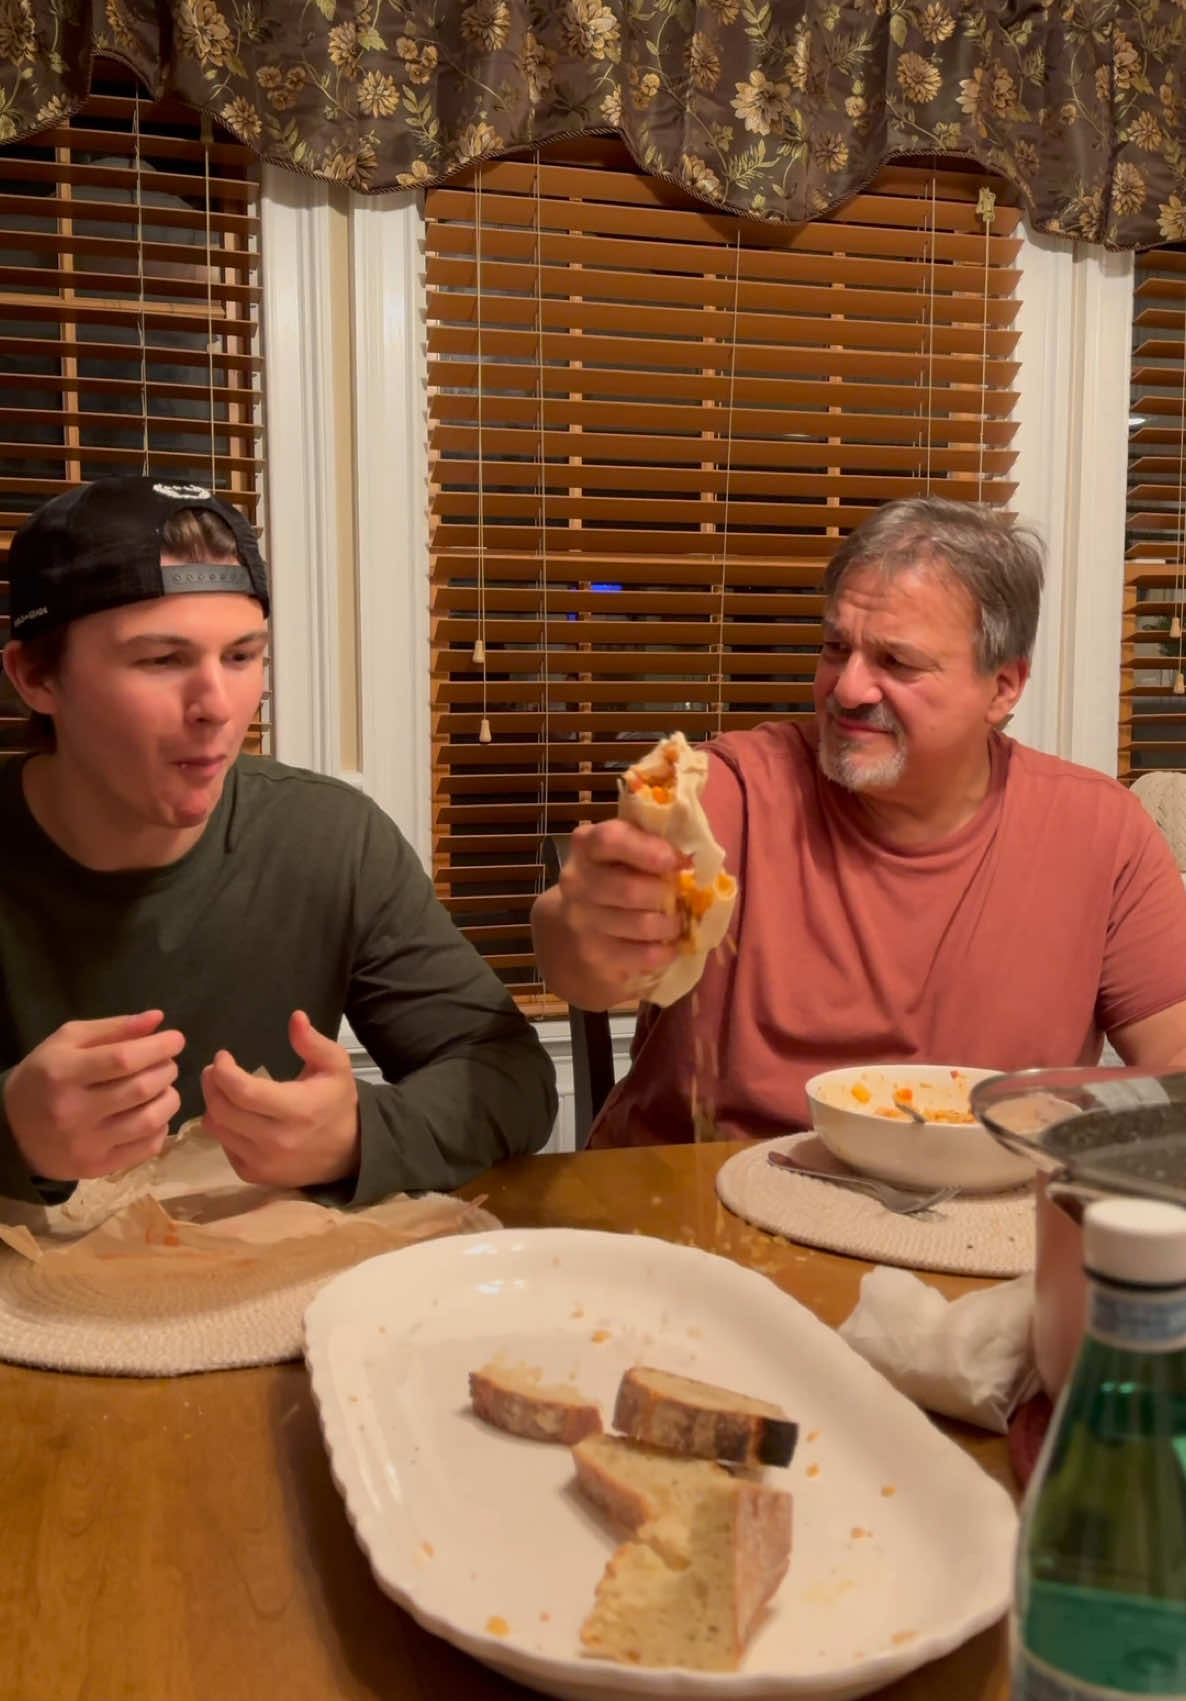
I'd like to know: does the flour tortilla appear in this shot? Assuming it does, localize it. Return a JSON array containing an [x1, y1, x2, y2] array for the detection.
[[617, 732, 738, 1007]]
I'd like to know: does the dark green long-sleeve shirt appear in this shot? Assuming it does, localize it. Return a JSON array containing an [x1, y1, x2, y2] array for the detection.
[[0, 755, 557, 1205]]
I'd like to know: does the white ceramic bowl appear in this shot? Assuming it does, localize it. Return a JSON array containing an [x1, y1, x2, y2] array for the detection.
[[805, 1064, 1039, 1193]]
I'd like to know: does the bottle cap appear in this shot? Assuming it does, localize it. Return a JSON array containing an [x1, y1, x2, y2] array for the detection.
[[1083, 1196, 1186, 1286]]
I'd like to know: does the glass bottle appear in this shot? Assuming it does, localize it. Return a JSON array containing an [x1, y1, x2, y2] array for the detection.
[[1012, 1196, 1186, 1699]]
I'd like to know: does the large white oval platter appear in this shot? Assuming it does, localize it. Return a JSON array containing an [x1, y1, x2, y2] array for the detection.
[[304, 1228, 1016, 1701]]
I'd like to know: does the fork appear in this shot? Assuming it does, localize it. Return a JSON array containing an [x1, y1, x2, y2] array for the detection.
[[766, 1150, 959, 1215]]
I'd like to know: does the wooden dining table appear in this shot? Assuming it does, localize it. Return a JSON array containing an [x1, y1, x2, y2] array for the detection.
[[0, 1141, 1016, 1701]]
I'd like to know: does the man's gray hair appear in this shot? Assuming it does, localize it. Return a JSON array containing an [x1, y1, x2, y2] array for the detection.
[[822, 497, 1045, 671]]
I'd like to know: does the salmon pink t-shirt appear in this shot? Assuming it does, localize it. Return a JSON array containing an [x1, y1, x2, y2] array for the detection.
[[589, 723, 1186, 1149]]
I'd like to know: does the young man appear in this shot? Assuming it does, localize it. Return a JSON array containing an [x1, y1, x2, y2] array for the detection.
[[1, 474, 556, 1203], [531, 497, 1186, 1146]]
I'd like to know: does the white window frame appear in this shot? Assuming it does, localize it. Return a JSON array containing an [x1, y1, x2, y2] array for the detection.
[[258, 166, 343, 779], [267, 175, 1139, 1145], [266, 183, 1138, 796], [349, 193, 431, 865], [337, 198, 1139, 804], [1009, 229, 1134, 773], [260, 172, 432, 854]]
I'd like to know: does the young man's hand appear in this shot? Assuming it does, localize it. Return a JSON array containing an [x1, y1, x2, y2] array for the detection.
[[199, 1010, 361, 1189], [4, 1011, 184, 1181]]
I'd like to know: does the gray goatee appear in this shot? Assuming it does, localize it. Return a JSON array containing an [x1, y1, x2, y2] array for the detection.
[[818, 704, 907, 791]]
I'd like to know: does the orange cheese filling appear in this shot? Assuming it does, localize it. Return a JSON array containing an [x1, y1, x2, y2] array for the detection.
[[672, 868, 736, 950], [625, 772, 674, 805], [625, 739, 679, 802], [677, 869, 717, 920]]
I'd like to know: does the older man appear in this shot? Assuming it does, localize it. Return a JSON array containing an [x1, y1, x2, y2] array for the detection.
[[1, 474, 556, 1203], [531, 497, 1186, 1146]]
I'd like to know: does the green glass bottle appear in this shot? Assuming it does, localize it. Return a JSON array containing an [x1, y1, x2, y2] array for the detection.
[[1012, 1197, 1186, 1698]]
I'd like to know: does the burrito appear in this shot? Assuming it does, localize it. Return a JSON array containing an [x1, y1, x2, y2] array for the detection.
[[617, 732, 739, 1007]]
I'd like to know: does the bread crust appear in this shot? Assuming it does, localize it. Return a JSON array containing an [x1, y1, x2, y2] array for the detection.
[[613, 1366, 798, 1467], [732, 1477, 793, 1644]]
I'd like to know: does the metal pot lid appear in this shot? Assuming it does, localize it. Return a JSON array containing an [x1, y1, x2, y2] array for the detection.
[[969, 1065, 1186, 1207]]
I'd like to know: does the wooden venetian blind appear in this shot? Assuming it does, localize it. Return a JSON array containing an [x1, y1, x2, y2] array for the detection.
[[426, 141, 1023, 1004], [0, 63, 266, 753], [1122, 245, 1186, 780]]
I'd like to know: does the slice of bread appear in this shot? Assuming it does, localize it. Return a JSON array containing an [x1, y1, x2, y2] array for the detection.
[[578, 1464, 792, 1670], [613, 1365, 798, 1467], [469, 1360, 602, 1445], [572, 1432, 732, 1561]]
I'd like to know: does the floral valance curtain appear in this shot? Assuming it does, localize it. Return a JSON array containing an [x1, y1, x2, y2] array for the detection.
[[2, 0, 1185, 248]]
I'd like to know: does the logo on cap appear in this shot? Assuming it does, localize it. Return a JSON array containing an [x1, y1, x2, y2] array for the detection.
[[153, 482, 212, 500], [160, 563, 254, 596]]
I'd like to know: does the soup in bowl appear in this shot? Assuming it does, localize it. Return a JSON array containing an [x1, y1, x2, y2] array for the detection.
[[805, 1064, 1039, 1193]]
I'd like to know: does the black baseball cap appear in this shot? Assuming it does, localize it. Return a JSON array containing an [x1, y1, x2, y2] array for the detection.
[[6, 474, 270, 641]]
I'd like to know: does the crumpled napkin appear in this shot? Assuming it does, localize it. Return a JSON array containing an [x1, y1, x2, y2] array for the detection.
[[838, 1265, 1041, 1433]]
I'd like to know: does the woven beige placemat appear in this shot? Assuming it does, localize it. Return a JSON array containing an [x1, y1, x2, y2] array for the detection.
[[716, 1133, 1035, 1277], [0, 1132, 500, 1377]]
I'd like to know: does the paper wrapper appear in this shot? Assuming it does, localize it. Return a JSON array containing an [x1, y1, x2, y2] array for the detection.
[[0, 1122, 500, 1376], [617, 731, 739, 1007], [837, 1265, 1040, 1433]]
